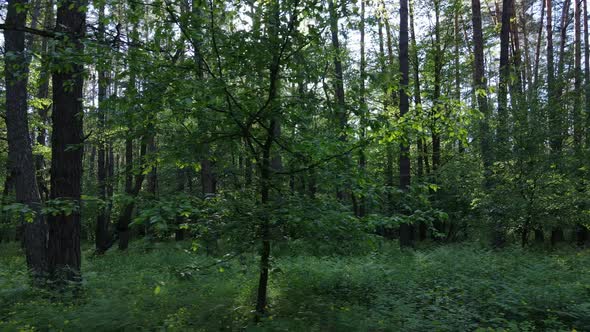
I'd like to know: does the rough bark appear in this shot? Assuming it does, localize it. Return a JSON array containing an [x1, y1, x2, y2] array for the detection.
[[328, 0, 348, 201], [496, 0, 513, 161], [357, 0, 367, 218], [585, 0, 590, 148], [491, 0, 514, 248], [255, 0, 282, 318], [399, 0, 413, 248], [3, 0, 48, 279], [47, 0, 86, 282], [95, 2, 110, 254]]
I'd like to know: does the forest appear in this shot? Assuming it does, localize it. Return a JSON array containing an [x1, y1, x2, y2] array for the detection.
[[0, 0, 589, 330]]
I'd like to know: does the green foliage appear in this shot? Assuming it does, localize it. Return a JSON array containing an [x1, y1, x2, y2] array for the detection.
[[1, 242, 589, 331]]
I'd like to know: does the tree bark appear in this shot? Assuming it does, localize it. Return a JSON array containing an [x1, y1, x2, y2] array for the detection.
[[357, 0, 367, 218], [255, 0, 283, 318], [491, 0, 514, 248], [328, 0, 349, 201], [585, 0, 590, 149], [574, 0, 583, 148], [47, 0, 86, 282], [4, 0, 48, 279], [95, 2, 110, 254], [399, 0, 413, 248], [496, 0, 513, 161]]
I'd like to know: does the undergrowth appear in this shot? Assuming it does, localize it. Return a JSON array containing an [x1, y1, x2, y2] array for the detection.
[[1, 240, 589, 331]]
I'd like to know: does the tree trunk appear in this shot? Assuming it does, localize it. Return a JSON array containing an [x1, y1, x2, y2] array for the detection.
[[399, 0, 413, 249], [117, 139, 147, 250], [329, 0, 348, 202], [48, 0, 86, 282], [4, 0, 48, 279], [255, 0, 282, 318], [431, 0, 442, 172], [496, 0, 513, 161], [585, 0, 590, 149], [357, 0, 367, 218], [175, 168, 186, 241], [574, 0, 583, 148], [95, 2, 110, 254]]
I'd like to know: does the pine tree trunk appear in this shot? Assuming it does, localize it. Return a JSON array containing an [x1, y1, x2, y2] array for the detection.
[[95, 2, 110, 254], [399, 0, 413, 248], [329, 0, 348, 202], [48, 0, 86, 282], [4, 0, 48, 279], [357, 0, 367, 218]]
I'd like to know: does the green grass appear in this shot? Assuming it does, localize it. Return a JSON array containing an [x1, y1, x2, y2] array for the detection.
[[1, 240, 589, 331]]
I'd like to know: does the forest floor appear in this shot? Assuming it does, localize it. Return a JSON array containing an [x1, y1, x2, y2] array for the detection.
[[0, 239, 589, 331]]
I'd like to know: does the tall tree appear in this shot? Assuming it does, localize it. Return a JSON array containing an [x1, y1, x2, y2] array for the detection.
[[3, 0, 48, 279], [574, 0, 583, 148], [585, 0, 590, 149], [47, 0, 87, 281], [399, 0, 413, 248], [357, 0, 367, 218], [496, 0, 513, 161], [95, 2, 110, 254], [328, 0, 348, 201]]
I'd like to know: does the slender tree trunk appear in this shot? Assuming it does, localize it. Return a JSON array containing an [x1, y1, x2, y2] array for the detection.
[[48, 0, 86, 282], [4, 0, 48, 279], [574, 0, 583, 148], [328, 0, 348, 201], [410, 0, 424, 179], [255, 0, 283, 318], [357, 0, 367, 218], [432, 0, 442, 172], [399, 0, 413, 248], [95, 2, 110, 254], [496, 0, 513, 161], [117, 139, 147, 250], [175, 168, 186, 241], [147, 136, 158, 198], [585, 0, 590, 149]]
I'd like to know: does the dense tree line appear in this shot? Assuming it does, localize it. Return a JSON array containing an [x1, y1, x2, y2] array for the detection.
[[1, 0, 589, 317]]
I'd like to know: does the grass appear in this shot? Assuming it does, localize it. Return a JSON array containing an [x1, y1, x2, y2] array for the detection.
[[1, 239, 589, 331]]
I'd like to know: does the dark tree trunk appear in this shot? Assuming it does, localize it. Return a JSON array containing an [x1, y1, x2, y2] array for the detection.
[[201, 151, 216, 196], [496, 0, 513, 161], [431, 0, 442, 173], [328, 0, 348, 201], [399, 0, 413, 249], [95, 2, 109, 254], [489, 0, 513, 249], [3, 0, 48, 278], [585, 0, 590, 149], [147, 136, 158, 198], [117, 139, 147, 250], [551, 228, 565, 246], [574, 0, 587, 247], [175, 167, 186, 241], [357, 0, 367, 218], [547, 0, 559, 154], [47, 0, 86, 282], [410, 0, 424, 183], [255, 0, 282, 318], [534, 228, 545, 245]]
